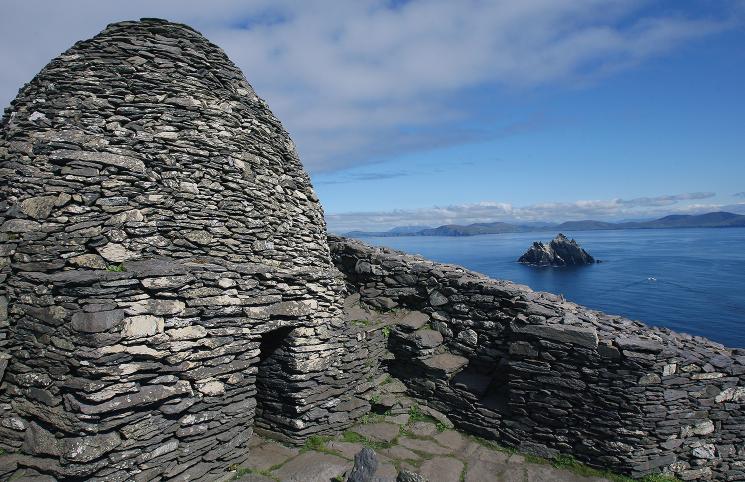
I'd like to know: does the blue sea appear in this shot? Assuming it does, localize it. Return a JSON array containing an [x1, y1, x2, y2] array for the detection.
[[362, 228, 745, 348]]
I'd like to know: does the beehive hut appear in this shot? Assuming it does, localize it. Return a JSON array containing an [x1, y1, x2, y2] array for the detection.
[[0, 18, 365, 480]]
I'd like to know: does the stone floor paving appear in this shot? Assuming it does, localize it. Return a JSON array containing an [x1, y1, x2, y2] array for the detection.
[[235, 407, 614, 482]]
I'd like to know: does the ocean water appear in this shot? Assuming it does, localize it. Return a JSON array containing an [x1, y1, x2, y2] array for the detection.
[[361, 227, 745, 348]]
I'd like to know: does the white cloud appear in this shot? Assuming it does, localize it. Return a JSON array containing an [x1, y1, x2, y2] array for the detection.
[[0, 1, 740, 171], [325, 192, 724, 232]]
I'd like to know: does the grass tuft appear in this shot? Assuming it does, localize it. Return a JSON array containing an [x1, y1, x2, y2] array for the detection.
[[551, 454, 680, 482], [408, 405, 438, 425], [342, 430, 395, 450], [359, 412, 385, 424], [229, 466, 253, 480], [105, 263, 126, 272], [302, 435, 332, 453]]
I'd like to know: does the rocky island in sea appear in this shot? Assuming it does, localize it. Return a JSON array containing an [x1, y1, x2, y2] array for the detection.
[[518, 233, 596, 266]]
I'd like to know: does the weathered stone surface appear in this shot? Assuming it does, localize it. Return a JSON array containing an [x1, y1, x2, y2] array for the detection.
[[0, 353, 10, 383], [63, 431, 122, 463], [419, 456, 464, 482], [49, 150, 146, 173], [512, 322, 598, 349], [69, 254, 108, 269], [615, 336, 663, 353], [121, 315, 164, 338], [397, 471, 427, 482], [21, 423, 61, 457], [71, 309, 125, 333], [351, 423, 400, 443], [244, 440, 299, 472], [167, 325, 207, 340], [271, 452, 350, 482], [1, 219, 41, 233], [329, 441, 366, 459], [423, 354, 469, 376], [197, 380, 225, 396], [77, 381, 192, 415], [346, 448, 379, 482], [20, 196, 58, 220], [409, 421, 437, 437], [434, 430, 467, 452], [96, 243, 138, 262], [124, 299, 185, 316], [399, 438, 452, 456]]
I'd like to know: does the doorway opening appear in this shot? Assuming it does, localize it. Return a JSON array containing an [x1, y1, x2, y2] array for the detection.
[[254, 326, 295, 435]]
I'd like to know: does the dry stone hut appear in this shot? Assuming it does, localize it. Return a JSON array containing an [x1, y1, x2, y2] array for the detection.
[[0, 18, 373, 480]]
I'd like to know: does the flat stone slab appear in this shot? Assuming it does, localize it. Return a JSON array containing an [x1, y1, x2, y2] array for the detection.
[[398, 310, 430, 331], [327, 440, 364, 459], [434, 430, 467, 452], [385, 413, 410, 425], [412, 329, 444, 348], [419, 456, 465, 482], [398, 437, 453, 455], [351, 422, 400, 443], [525, 464, 611, 481], [374, 461, 398, 481], [344, 305, 376, 324], [248, 435, 265, 448], [460, 442, 510, 465], [423, 353, 469, 376], [381, 445, 421, 462], [465, 462, 524, 482], [236, 473, 276, 482], [409, 421, 437, 437], [246, 441, 299, 471], [271, 451, 350, 482], [381, 379, 408, 394]]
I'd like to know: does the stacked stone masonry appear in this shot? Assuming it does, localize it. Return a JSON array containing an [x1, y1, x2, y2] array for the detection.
[[1, 16, 744, 482], [328, 235, 745, 481], [0, 19, 377, 481]]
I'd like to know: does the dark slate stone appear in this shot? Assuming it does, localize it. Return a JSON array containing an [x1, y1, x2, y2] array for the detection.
[[346, 448, 379, 482], [70, 309, 125, 333], [614, 336, 663, 354], [511, 321, 598, 349], [396, 470, 427, 482]]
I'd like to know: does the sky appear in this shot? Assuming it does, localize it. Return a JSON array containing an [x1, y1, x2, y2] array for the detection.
[[1, 1, 744, 232]]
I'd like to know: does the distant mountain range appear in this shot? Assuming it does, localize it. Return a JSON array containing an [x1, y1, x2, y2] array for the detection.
[[344, 211, 745, 237]]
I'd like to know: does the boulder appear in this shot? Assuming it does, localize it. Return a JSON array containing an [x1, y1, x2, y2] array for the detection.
[[346, 448, 378, 482]]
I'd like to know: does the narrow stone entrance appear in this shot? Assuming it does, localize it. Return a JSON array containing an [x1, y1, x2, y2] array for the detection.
[[254, 326, 295, 438]]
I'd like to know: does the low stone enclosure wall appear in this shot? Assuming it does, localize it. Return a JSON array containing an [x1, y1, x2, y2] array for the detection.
[[328, 235, 745, 481]]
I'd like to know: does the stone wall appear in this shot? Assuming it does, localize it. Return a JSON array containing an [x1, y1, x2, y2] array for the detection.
[[329, 235, 745, 481], [0, 18, 374, 481]]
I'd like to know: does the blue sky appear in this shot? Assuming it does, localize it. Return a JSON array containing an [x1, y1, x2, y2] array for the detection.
[[2, 1, 744, 231]]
